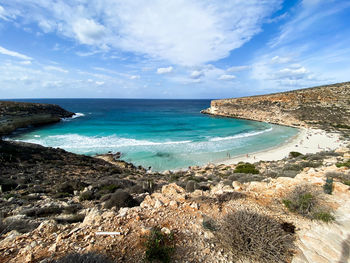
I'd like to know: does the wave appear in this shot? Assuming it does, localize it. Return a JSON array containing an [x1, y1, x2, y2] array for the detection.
[[72, 113, 85, 119], [20, 134, 192, 149], [209, 127, 273, 142]]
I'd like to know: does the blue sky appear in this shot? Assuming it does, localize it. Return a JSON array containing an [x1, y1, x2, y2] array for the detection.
[[0, 0, 349, 99]]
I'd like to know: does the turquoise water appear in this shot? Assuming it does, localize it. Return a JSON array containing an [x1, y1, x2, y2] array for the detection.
[[9, 99, 298, 171]]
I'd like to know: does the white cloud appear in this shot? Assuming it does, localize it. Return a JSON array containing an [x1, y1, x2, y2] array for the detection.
[[95, 81, 105, 86], [73, 18, 106, 45], [44, 65, 68, 73], [19, 60, 32, 65], [271, 56, 292, 64], [0, 46, 32, 60], [0, 5, 7, 20], [2, 0, 281, 65], [157, 66, 173, 74], [130, 75, 140, 80], [227, 65, 250, 72], [190, 70, 204, 79], [218, 74, 236, 80]]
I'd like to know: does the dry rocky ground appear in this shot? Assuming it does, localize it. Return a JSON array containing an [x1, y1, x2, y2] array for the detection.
[[1, 139, 350, 262]]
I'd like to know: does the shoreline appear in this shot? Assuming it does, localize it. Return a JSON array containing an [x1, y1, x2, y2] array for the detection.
[[217, 127, 348, 165]]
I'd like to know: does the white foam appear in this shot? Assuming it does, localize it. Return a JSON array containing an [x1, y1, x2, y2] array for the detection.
[[72, 113, 85, 119], [21, 134, 191, 149], [209, 127, 273, 142]]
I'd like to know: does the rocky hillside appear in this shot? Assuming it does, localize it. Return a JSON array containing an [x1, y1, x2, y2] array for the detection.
[[0, 101, 74, 136], [202, 82, 350, 130], [1, 138, 350, 262]]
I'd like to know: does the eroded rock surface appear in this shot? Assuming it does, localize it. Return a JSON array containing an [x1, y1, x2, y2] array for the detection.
[[202, 82, 350, 130]]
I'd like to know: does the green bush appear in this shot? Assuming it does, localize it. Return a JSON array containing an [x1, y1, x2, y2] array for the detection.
[[336, 160, 350, 168], [323, 177, 333, 195], [144, 227, 175, 263], [214, 210, 295, 263], [289, 151, 303, 158], [283, 184, 334, 222], [312, 211, 335, 222], [234, 163, 259, 174]]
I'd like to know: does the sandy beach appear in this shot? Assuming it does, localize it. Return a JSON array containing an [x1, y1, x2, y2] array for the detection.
[[219, 128, 348, 165]]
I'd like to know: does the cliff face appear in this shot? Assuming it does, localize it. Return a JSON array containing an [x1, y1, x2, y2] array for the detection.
[[202, 82, 350, 129], [0, 101, 74, 136]]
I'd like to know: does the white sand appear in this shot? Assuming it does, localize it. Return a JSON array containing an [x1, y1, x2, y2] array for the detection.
[[219, 128, 348, 165]]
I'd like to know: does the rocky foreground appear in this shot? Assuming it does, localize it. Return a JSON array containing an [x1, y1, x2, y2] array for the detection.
[[0, 101, 73, 136], [1, 139, 350, 262], [202, 82, 350, 131]]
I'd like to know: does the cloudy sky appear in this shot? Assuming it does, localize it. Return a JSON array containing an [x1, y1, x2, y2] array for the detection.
[[0, 0, 349, 99]]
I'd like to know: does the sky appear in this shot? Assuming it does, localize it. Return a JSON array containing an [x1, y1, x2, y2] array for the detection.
[[0, 0, 349, 99]]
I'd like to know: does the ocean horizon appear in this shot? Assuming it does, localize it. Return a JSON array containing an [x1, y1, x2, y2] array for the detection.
[[7, 99, 298, 171]]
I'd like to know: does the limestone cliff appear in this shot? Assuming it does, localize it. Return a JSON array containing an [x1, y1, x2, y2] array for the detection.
[[0, 101, 74, 136], [202, 82, 350, 129]]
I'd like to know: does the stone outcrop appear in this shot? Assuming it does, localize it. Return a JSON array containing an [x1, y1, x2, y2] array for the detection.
[[0, 101, 74, 136], [202, 82, 350, 129]]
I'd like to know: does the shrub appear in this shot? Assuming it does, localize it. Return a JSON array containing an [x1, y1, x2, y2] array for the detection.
[[312, 211, 335, 222], [54, 252, 114, 263], [234, 163, 259, 174], [283, 184, 334, 222], [323, 177, 333, 195], [104, 190, 139, 210], [144, 227, 175, 263], [336, 160, 350, 168], [202, 217, 217, 231], [289, 151, 303, 158], [22, 206, 63, 217], [214, 210, 295, 263], [79, 190, 95, 202]]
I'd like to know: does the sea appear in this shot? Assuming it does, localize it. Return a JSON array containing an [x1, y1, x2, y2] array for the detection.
[[7, 99, 298, 171]]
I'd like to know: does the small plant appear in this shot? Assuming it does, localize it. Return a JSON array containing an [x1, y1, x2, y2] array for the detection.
[[312, 211, 335, 222], [202, 217, 217, 231], [144, 227, 175, 263], [234, 162, 259, 174], [323, 177, 333, 195], [289, 151, 303, 158], [79, 190, 95, 201], [336, 160, 350, 168], [283, 184, 335, 222]]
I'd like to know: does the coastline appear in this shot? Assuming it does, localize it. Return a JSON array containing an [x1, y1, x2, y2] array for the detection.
[[218, 127, 347, 165]]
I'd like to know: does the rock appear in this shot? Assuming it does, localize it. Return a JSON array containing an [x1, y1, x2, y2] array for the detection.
[[81, 208, 102, 227], [154, 199, 163, 208], [161, 227, 171, 235]]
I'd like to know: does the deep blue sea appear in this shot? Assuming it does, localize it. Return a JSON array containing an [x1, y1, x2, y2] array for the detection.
[[8, 99, 298, 171]]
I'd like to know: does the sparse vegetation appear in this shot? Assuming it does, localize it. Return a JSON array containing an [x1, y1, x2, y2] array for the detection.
[[289, 151, 303, 158], [144, 227, 175, 263], [79, 190, 95, 201], [214, 210, 295, 263], [283, 184, 334, 222], [323, 177, 333, 195], [234, 162, 259, 174], [54, 252, 114, 263], [104, 189, 139, 209], [336, 160, 350, 168]]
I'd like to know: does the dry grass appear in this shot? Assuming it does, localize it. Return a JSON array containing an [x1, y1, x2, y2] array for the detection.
[[214, 210, 295, 263]]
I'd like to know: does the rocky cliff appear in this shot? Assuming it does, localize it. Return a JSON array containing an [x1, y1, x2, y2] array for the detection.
[[0, 101, 74, 136], [202, 82, 350, 130]]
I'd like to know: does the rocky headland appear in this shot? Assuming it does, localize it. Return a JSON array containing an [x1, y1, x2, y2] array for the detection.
[[0, 101, 74, 136], [202, 81, 350, 131], [1, 89, 350, 263]]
